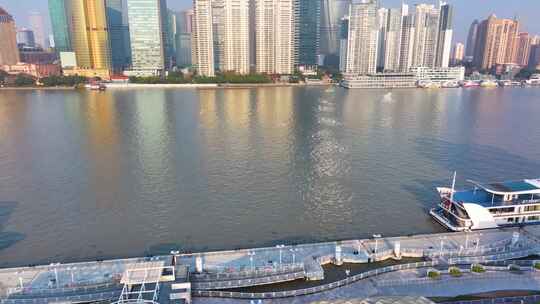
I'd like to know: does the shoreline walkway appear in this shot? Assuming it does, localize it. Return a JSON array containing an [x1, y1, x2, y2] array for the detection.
[[1, 226, 540, 303]]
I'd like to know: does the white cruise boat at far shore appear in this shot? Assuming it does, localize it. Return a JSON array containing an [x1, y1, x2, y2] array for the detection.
[[430, 174, 540, 231]]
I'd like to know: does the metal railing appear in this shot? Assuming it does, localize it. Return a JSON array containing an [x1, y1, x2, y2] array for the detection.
[[1, 290, 121, 304], [192, 271, 306, 290], [441, 294, 540, 304], [6, 282, 121, 297], [191, 264, 304, 282], [192, 261, 438, 299]]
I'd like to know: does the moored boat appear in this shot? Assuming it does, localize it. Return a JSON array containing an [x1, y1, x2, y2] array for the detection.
[[430, 174, 540, 231], [460, 80, 480, 88]]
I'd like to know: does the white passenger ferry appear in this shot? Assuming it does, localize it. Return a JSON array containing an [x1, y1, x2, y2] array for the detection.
[[430, 174, 540, 231]]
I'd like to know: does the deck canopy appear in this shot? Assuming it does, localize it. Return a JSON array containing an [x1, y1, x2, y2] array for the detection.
[[467, 179, 540, 195]]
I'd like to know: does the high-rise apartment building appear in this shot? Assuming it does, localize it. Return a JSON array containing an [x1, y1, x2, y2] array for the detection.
[[255, 0, 297, 75], [127, 0, 167, 76], [465, 19, 479, 61], [48, 0, 71, 53], [105, 0, 131, 72], [0, 7, 20, 65], [298, 0, 321, 65], [342, 0, 379, 75], [451, 42, 464, 65], [338, 16, 349, 71], [192, 0, 214, 76], [69, 0, 112, 72], [376, 8, 387, 70], [381, 7, 403, 71], [411, 4, 439, 68], [217, 0, 250, 74], [17, 28, 36, 47], [435, 2, 453, 68], [28, 12, 47, 48], [516, 32, 531, 67], [175, 9, 193, 67], [474, 15, 519, 70], [398, 6, 414, 72], [320, 0, 351, 57]]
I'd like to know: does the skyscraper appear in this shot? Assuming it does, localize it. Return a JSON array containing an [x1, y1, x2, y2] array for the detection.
[[451, 42, 464, 65], [69, 0, 112, 72], [465, 20, 479, 61], [175, 10, 193, 67], [474, 15, 519, 70], [217, 0, 250, 74], [28, 12, 47, 48], [255, 0, 297, 74], [342, 0, 379, 75], [167, 9, 177, 65], [48, 0, 71, 53], [381, 7, 403, 71], [411, 4, 439, 68], [17, 28, 36, 47], [398, 5, 414, 72], [435, 2, 453, 68], [516, 32, 531, 67], [376, 8, 387, 70], [298, 0, 320, 65], [105, 0, 131, 72], [0, 7, 20, 65], [320, 0, 350, 57], [192, 0, 214, 76], [127, 0, 167, 76]]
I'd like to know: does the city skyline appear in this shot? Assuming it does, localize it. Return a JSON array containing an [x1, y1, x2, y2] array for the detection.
[[1, 0, 540, 45]]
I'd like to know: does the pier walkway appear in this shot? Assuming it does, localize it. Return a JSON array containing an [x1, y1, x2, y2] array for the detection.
[[1, 226, 540, 303]]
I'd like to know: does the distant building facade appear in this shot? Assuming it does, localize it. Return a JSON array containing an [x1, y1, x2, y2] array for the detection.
[[105, 0, 131, 72], [411, 4, 439, 68], [298, 0, 321, 65], [175, 10, 193, 67], [516, 32, 531, 67], [320, 0, 351, 58], [0, 7, 20, 65], [69, 0, 112, 77], [451, 42, 464, 65], [127, 0, 168, 76], [435, 2, 453, 68], [255, 0, 297, 74], [474, 15, 519, 71], [17, 28, 36, 47], [48, 0, 72, 53], [465, 19, 479, 62], [342, 0, 379, 75], [28, 12, 47, 48], [192, 0, 215, 76]]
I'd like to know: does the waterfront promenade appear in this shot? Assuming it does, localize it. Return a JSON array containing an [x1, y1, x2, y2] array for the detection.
[[1, 226, 540, 303]]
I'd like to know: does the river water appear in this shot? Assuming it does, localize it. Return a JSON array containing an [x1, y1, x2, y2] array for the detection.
[[0, 87, 539, 267]]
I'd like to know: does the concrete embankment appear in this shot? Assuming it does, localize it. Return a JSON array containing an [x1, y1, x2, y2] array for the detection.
[[1, 226, 539, 303]]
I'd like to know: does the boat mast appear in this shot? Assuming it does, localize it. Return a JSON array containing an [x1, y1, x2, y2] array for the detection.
[[450, 171, 456, 201]]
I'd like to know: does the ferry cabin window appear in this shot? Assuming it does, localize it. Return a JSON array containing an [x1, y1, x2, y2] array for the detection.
[[507, 217, 520, 223], [528, 216, 540, 221], [489, 207, 515, 214], [524, 205, 540, 212]]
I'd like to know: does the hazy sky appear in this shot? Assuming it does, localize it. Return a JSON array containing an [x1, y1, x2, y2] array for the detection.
[[1, 0, 539, 44]]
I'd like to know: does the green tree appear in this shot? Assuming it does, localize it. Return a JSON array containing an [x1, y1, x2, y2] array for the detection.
[[14, 74, 36, 86]]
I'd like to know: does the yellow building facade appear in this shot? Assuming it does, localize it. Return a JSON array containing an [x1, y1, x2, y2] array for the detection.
[[69, 0, 112, 76]]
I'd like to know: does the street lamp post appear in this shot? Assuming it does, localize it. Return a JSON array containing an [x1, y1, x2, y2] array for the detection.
[[440, 237, 445, 256], [290, 248, 298, 264], [248, 251, 255, 270], [373, 234, 382, 257], [276, 244, 285, 266]]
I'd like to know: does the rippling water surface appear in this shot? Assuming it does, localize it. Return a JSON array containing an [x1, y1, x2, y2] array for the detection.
[[0, 87, 540, 267]]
